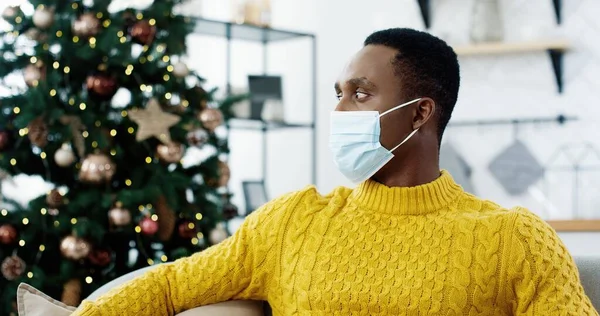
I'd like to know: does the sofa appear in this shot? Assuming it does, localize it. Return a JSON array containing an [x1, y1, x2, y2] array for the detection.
[[18, 257, 599, 315]]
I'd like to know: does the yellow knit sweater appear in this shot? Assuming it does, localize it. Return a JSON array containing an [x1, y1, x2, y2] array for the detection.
[[75, 171, 597, 315]]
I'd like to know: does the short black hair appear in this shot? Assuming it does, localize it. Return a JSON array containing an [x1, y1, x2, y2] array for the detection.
[[364, 28, 460, 142]]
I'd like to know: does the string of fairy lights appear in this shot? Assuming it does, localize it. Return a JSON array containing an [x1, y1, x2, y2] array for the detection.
[[1, 3, 207, 283]]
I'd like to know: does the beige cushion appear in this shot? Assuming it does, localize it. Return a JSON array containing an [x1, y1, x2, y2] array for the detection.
[[17, 282, 263, 316], [17, 283, 75, 316]]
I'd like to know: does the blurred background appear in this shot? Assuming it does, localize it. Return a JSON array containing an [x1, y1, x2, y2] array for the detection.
[[189, 0, 600, 255], [2, 0, 599, 252]]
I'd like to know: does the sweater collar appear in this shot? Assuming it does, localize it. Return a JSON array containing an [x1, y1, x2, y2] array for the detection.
[[348, 170, 464, 215]]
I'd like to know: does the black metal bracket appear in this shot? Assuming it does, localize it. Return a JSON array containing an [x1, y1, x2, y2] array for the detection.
[[548, 49, 564, 93], [552, 0, 562, 24], [449, 115, 576, 127], [417, 0, 431, 29]]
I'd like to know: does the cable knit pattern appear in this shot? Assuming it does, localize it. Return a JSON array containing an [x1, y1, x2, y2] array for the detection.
[[73, 171, 597, 316]]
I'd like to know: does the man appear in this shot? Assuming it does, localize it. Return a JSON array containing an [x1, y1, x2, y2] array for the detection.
[[75, 29, 597, 315]]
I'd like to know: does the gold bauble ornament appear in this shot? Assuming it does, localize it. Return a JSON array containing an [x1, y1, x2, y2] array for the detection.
[[2, 6, 20, 20], [24, 64, 45, 87], [27, 116, 48, 148], [198, 108, 223, 132], [218, 161, 230, 188], [79, 153, 116, 184], [60, 236, 91, 260], [46, 189, 64, 208], [61, 278, 81, 306], [24, 28, 48, 42], [55, 143, 76, 167], [32, 6, 55, 29], [156, 142, 184, 164], [1, 255, 25, 281], [172, 62, 189, 78], [72, 13, 101, 38]]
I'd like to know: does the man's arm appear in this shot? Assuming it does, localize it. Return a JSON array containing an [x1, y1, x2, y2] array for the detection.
[[507, 208, 598, 315], [73, 190, 302, 316]]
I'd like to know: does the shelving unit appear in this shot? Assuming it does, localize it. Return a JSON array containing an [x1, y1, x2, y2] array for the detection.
[[416, 0, 563, 29], [453, 40, 570, 93], [191, 17, 317, 186]]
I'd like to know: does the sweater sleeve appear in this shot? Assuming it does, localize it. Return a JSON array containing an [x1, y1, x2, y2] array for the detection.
[[506, 208, 598, 316], [73, 190, 303, 316]]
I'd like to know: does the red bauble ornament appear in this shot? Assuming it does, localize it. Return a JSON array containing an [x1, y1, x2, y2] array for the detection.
[[86, 74, 118, 98], [178, 221, 197, 239], [129, 20, 156, 45], [222, 202, 239, 220], [0, 130, 10, 151], [140, 217, 159, 236], [0, 224, 18, 245], [88, 249, 111, 267]]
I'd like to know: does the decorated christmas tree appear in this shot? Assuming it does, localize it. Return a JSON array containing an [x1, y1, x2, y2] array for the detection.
[[0, 0, 239, 314]]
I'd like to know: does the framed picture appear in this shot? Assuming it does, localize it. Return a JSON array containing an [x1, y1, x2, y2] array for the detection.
[[248, 75, 283, 121], [242, 180, 269, 214]]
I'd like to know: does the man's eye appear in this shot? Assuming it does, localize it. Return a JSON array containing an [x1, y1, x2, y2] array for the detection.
[[335, 93, 342, 100], [355, 92, 368, 99]]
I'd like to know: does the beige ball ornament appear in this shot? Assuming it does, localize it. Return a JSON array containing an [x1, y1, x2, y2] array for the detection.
[[55, 143, 76, 167], [209, 223, 229, 244], [156, 142, 184, 164], [72, 13, 101, 37], [108, 203, 131, 226], [32, 6, 55, 30], [60, 235, 91, 260], [24, 64, 45, 87], [79, 153, 116, 184], [198, 108, 223, 132], [172, 62, 189, 78]]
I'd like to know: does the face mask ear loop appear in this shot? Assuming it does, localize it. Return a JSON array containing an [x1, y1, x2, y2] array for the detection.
[[379, 98, 422, 117], [390, 128, 419, 152]]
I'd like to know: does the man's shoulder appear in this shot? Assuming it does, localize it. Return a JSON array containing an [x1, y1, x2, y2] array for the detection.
[[457, 193, 540, 223], [270, 184, 352, 211]]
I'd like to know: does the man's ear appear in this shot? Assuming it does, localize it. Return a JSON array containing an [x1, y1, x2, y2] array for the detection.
[[412, 97, 435, 130]]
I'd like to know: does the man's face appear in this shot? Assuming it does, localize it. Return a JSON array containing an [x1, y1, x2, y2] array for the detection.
[[334, 44, 415, 151]]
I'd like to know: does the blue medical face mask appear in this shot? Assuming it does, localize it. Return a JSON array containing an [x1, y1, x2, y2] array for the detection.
[[329, 98, 421, 183]]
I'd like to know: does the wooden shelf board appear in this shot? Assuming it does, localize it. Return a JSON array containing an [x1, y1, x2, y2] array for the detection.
[[454, 40, 570, 56], [547, 220, 600, 232]]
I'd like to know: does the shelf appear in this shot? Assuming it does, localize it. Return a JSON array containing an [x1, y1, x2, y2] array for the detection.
[[454, 40, 569, 93], [453, 40, 569, 56], [416, 0, 563, 29], [226, 119, 314, 130], [191, 17, 314, 42], [547, 220, 600, 232]]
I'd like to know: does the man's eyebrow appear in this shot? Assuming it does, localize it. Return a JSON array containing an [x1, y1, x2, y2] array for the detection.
[[348, 77, 376, 90], [334, 82, 341, 92]]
